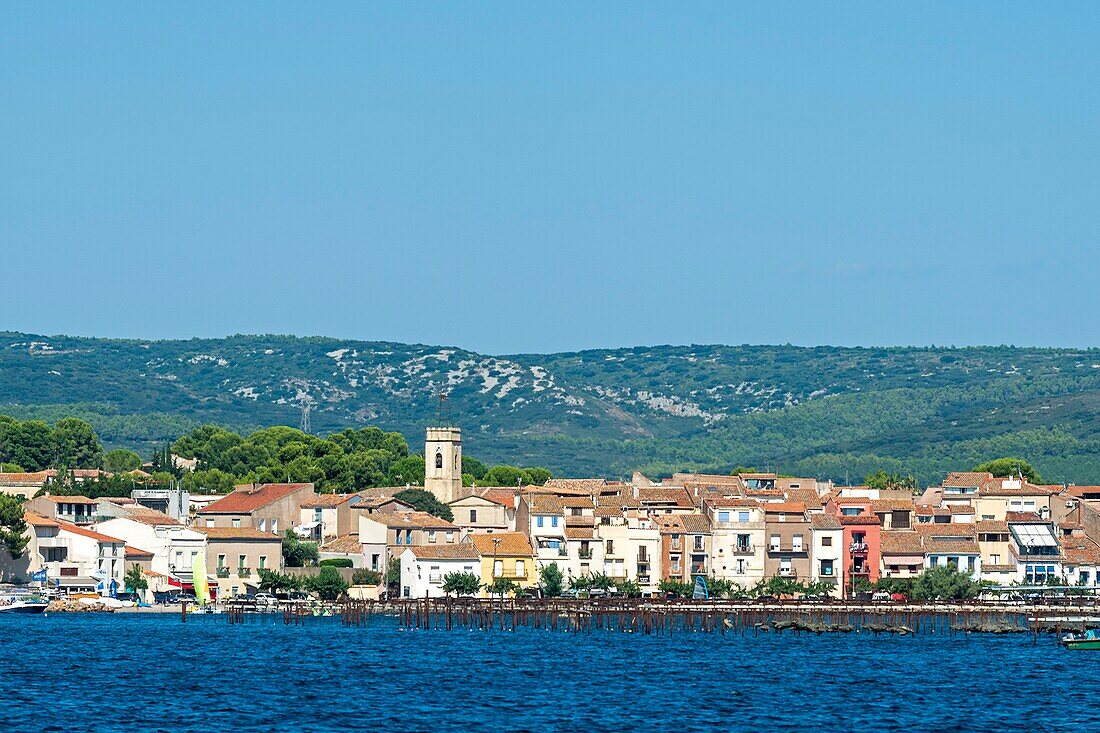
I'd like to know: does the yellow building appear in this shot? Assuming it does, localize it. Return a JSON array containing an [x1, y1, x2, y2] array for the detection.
[[470, 532, 537, 596]]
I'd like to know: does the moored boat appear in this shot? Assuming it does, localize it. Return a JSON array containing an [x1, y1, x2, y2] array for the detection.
[[1060, 629, 1100, 650], [0, 600, 49, 614]]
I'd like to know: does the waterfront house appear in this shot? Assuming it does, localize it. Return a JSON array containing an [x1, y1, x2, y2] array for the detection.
[[879, 531, 925, 579], [809, 514, 843, 596], [16, 514, 128, 595], [196, 483, 317, 537], [519, 494, 569, 573], [836, 512, 882, 596], [912, 525, 981, 579], [656, 514, 712, 583], [470, 532, 537, 596], [563, 520, 604, 582], [195, 526, 282, 598], [973, 478, 1057, 522], [871, 499, 914, 530], [704, 498, 766, 589], [399, 544, 480, 598], [974, 520, 1015, 583], [1060, 535, 1100, 588], [763, 503, 811, 581], [597, 515, 661, 592], [94, 508, 208, 588], [358, 511, 460, 576], [1006, 516, 1062, 584]]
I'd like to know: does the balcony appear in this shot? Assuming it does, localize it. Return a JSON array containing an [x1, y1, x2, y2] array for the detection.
[[731, 544, 754, 555], [578, 549, 593, 559], [217, 568, 230, 578], [768, 545, 807, 555], [690, 563, 707, 575], [849, 543, 869, 555], [778, 569, 797, 578], [849, 566, 870, 576], [237, 567, 252, 577]]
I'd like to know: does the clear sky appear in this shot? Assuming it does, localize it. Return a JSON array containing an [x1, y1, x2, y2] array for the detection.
[[3, 4, 1098, 354]]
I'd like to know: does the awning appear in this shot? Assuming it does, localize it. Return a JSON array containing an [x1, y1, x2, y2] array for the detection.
[[57, 576, 99, 588], [294, 522, 322, 536]]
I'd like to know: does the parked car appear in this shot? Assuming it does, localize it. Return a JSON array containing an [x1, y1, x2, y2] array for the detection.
[[254, 592, 277, 605], [871, 591, 891, 603], [890, 592, 909, 603], [174, 593, 197, 605]]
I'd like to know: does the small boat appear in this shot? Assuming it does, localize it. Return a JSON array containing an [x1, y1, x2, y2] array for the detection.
[[1061, 629, 1100, 650], [0, 599, 49, 614]]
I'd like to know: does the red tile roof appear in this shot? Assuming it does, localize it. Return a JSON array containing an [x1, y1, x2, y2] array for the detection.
[[194, 526, 282, 540], [470, 532, 533, 557], [407, 544, 480, 560], [57, 521, 125, 544], [198, 484, 313, 514]]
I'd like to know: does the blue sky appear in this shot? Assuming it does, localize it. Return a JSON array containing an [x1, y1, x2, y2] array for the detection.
[[2, 4, 1098, 354]]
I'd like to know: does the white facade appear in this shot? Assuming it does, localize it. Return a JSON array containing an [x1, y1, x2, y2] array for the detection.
[[707, 503, 766, 588], [94, 517, 207, 577], [424, 427, 463, 504], [399, 547, 479, 598]]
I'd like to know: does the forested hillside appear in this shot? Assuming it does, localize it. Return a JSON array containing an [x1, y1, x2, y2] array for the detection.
[[3, 331, 1100, 485]]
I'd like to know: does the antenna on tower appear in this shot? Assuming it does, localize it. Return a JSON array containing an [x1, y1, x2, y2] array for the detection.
[[300, 402, 311, 434], [436, 389, 449, 422]]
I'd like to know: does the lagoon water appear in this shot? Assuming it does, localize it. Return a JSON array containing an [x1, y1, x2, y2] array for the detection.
[[1, 613, 1098, 732]]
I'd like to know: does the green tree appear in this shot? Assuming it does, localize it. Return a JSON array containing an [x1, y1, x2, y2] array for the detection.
[[385, 557, 401, 593], [386, 455, 425, 487], [615, 578, 642, 598], [51, 418, 104, 468], [104, 449, 142, 473], [257, 568, 301, 592], [539, 562, 565, 597], [0, 419, 53, 471], [351, 568, 382, 585], [484, 577, 518, 598], [971, 458, 1042, 484], [306, 566, 349, 600], [282, 531, 319, 567], [0, 495, 29, 558], [442, 571, 481, 596], [864, 470, 917, 491], [481, 465, 527, 487], [658, 579, 693, 598], [588, 572, 614, 592], [909, 565, 983, 601], [393, 488, 454, 521], [124, 563, 148, 593], [1, 462, 24, 473], [523, 467, 552, 486], [461, 456, 488, 481], [181, 468, 238, 494]]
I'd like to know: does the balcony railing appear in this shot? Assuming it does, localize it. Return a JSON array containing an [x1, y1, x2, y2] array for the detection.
[[237, 567, 251, 577], [731, 545, 754, 555], [849, 543, 869, 554], [849, 566, 870, 576], [216, 568, 230, 578], [578, 549, 593, 559]]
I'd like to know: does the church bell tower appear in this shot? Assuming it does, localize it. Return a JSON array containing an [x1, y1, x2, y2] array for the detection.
[[424, 427, 462, 504]]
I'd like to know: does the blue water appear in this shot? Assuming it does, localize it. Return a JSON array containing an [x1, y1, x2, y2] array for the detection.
[[1, 613, 1097, 732]]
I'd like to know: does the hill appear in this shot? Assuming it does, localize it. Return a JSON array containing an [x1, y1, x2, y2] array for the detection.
[[3, 331, 1100, 484]]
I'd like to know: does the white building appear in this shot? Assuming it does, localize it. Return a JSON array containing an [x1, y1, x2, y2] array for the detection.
[[399, 545, 480, 598], [95, 509, 207, 579]]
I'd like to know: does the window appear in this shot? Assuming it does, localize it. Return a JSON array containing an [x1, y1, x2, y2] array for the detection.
[[606, 540, 614, 554], [821, 536, 832, 547], [991, 553, 1000, 565], [446, 531, 454, 542], [694, 535, 704, 551], [237, 554, 246, 570], [820, 559, 834, 576], [493, 559, 503, 577], [259, 519, 266, 532], [793, 534, 803, 552], [435, 452, 443, 469], [428, 530, 437, 544], [470, 509, 477, 523], [551, 516, 559, 528], [217, 554, 226, 569], [371, 553, 380, 570], [537, 516, 544, 528], [315, 508, 323, 522], [738, 511, 750, 523], [735, 559, 745, 575], [405, 529, 413, 544], [718, 511, 730, 522], [515, 560, 525, 577], [205, 518, 214, 527], [271, 519, 278, 533], [1082, 571, 1091, 585], [780, 558, 792, 574], [769, 534, 780, 551], [259, 556, 267, 570], [670, 554, 681, 572], [231, 518, 241, 528]]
